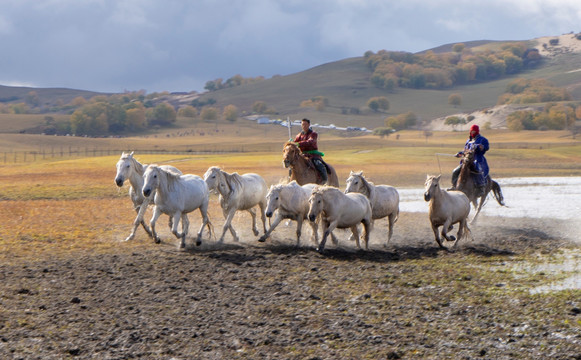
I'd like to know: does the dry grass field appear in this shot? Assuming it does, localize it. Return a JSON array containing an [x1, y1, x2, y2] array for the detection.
[[1, 127, 580, 358]]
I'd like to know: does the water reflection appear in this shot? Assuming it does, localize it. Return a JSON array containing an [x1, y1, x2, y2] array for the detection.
[[399, 176, 581, 220]]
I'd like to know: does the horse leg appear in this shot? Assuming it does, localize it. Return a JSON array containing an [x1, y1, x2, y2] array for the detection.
[[196, 203, 211, 246], [362, 219, 371, 251], [350, 225, 361, 250], [309, 217, 319, 247], [221, 208, 238, 242], [441, 219, 456, 242], [295, 217, 303, 247], [386, 214, 396, 245], [471, 196, 485, 224], [259, 201, 267, 235], [431, 223, 444, 249], [178, 213, 189, 249], [149, 206, 163, 244], [258, 213, 283, 242], [317, 221, 338, 254], [246, 208, 259, 236], [127, 203, 149, 241], [170, 211, 183, 239]]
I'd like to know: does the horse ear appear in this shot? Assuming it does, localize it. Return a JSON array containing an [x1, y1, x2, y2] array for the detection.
[[436, 174, 441, 181], [129, 151, 134, 157]]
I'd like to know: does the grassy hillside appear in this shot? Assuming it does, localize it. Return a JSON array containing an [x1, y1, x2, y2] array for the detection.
[[1, 35, 581, 134], [0, 85, 105, 107], [194, 40, 581, 130]]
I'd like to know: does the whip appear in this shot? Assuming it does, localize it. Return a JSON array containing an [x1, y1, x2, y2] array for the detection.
[[434, 153, 455, 174]]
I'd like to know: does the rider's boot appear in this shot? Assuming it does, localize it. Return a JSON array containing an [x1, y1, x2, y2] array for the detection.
[[314, 160, 328, 185]]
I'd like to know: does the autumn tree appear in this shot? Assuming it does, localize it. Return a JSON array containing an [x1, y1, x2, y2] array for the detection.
[[366, 96, 390, 112], [200, 107, 219, 121], [384, 111, 417, 130], [223, 104, 239, 122], [147, 102, 176, 126], [178, 105, 198, 118], [448, 93, 462, 107], [126, 107, 147, 131], [252, 101, 267, 114]]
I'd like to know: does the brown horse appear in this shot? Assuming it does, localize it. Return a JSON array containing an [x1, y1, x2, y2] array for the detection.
[[282, 142, 339, 187], [456, 149, 505, 223]]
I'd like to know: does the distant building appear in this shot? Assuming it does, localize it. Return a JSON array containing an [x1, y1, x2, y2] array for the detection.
[[257, 117, 271, 124]]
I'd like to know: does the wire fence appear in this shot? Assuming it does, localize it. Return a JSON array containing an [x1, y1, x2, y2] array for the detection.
[[1, 147, 257, 164]]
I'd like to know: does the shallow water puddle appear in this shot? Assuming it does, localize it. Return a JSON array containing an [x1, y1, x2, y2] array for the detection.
[[513, 249, 581, 294], [399, 176, 581, 220]]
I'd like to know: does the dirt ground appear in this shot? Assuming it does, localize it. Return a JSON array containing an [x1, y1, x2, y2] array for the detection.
[[1, 212, 580, 359]]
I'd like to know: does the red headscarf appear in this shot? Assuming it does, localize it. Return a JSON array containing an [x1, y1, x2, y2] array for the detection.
[[469, 124, 480, 137]]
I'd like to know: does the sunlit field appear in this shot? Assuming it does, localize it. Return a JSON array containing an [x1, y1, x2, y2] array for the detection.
[[1, 127, 580, 264]]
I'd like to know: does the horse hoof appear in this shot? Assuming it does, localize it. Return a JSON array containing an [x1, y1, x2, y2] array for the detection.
[[155, 238, 161, 244], [316, 247, 325, 254], [258, 236, 266, 243], [196, 240, 202, 246], [447, 236, 456, 241]]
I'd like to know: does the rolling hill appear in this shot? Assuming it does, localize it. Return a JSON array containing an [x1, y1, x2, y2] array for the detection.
[[1, 33, 580, 133]]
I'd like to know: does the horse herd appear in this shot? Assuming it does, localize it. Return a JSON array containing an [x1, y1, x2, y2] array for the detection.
[[115, 151, 504, 253]]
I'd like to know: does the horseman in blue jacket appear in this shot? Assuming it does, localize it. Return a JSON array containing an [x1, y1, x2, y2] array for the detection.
[[450, 124, 489, 196]]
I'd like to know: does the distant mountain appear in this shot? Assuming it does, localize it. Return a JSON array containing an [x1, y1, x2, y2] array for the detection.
[[0, 85, 105, 107]]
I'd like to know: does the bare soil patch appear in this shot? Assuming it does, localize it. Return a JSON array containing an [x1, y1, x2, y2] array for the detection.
[[1, 213, 580, 359]]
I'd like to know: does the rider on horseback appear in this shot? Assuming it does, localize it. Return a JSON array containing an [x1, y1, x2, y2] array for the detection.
[[450, 124, 489, 196], [292, 118, 328, 184]]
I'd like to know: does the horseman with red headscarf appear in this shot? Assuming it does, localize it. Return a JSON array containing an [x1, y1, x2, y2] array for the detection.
[[450, 124, 489, 196]]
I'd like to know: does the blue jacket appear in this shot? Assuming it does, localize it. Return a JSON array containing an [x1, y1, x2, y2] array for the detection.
[[464, 134, 489, 180]]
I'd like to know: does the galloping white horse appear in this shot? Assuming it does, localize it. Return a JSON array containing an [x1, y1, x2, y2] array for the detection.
[[345, 171, 400, 244], [203, 166, 268, 242], [308, 186, 372, 254], [114, 152, 182, 242], [142, 165, 213, 248], [258, 181, 319, 246], [424, 175, 471, 250]]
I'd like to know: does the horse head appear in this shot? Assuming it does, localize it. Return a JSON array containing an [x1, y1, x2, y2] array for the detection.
[[345, 170, 364, 194], [115, 151, 135, 187], [282, 142, 300, 168], [307, 189, 324, 222], [265, 184, 284, 217], [142, 165, 160, 198], [462, 149, 475, 166], [203, 166, 223, 193], [424, 174, 441, 201]]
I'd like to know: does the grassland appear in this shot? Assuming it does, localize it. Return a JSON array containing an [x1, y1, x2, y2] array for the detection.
[[1, 124, 580, 359]]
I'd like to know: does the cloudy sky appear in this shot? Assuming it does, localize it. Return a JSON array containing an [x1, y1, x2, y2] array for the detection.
[[1, 0, 580, 94]]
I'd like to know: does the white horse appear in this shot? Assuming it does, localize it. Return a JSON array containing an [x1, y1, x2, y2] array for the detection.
[[258, 181, 319, 246], [142, 165, 213, 248], [203, 166, 268, 242], [424, 175, 471, 250], [345, 171, 400, 244], [114, 152, 182, 242], [307, 186, 372, 254]]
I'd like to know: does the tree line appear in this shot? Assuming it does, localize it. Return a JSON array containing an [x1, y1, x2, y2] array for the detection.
[[364, 42, 541, 90]]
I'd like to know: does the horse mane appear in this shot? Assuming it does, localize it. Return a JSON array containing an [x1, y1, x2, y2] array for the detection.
[[312, 185, 339, 196], [151, 164, 181, 193], [351, 171, 375, 199], [457, 150, 476, 187]]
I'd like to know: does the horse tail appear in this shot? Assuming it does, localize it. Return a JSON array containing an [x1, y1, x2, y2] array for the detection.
[[491, 180, 505, 206], [206, 219, 216, 240]]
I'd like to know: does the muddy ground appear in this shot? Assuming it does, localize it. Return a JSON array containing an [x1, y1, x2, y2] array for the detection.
[[1, 212, 580, 359]]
